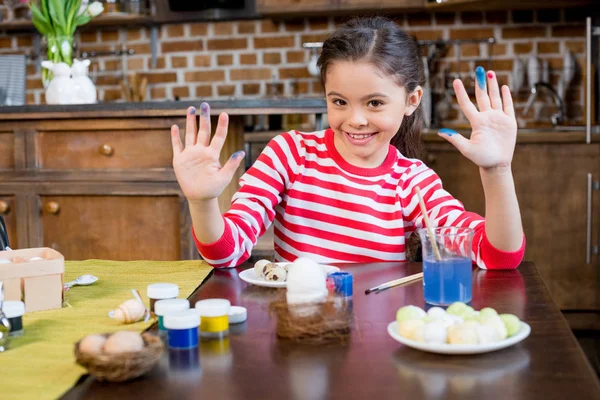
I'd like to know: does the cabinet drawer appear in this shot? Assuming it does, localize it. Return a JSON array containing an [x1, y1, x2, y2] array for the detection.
[[0, 132, 15, 170], [36, 130, 173, 169], [40, 195, 181, 260]]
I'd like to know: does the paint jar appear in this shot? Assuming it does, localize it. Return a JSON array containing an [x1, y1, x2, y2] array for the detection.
[[147, 283, 179, 313], [195, 299, 230, 338], [2, 301, 24, 336], [328, 272, 353, 297], [164, 309, 200, 349], [154, 299, 189, 334]]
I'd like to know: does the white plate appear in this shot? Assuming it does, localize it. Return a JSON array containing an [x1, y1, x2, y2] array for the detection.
[[387, 321, 531, 355], [239, 263, 340, 288]]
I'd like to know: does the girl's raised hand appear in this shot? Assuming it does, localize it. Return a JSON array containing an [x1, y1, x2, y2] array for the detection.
[[439, 67, 517, 170], [171, 103, 245, 202]]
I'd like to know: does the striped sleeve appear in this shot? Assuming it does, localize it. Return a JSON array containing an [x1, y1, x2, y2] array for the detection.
[[399, 159, 524, 270], [194, 131, 300, 268]]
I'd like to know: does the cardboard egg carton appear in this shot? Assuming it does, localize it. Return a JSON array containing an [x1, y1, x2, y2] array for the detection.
[[0, 247, 64, 312]]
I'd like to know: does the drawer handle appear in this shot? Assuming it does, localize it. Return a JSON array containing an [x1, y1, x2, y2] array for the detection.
[[99, 144, 114, 156], [44, 201, 60, 215], [0, 201, 9, 214]]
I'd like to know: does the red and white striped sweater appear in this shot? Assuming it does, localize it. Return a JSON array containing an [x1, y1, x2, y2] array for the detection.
[[194, 129, 525, 269]]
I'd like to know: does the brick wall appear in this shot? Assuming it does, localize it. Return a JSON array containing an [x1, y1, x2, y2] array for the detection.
[[2, 7, 588, 126]]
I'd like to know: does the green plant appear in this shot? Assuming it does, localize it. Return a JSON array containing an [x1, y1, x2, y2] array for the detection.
[[29, 0, 103, 82]]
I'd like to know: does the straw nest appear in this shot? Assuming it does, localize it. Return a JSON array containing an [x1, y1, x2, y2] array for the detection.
[[269, 293, 353, 344], [74, 332, 163, 382]]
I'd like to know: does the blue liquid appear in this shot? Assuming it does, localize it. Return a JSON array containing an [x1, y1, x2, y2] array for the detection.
[[423, 257, 472, 305]]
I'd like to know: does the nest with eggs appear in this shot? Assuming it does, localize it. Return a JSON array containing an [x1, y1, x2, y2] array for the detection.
[[74, 331, 163, 382], [269, 293, 354, 344]]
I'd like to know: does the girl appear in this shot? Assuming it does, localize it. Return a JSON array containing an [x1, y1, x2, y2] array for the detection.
[[170, 16, 525, 270]]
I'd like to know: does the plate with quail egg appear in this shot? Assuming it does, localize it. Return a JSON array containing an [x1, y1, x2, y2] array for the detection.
[[239, 258, 340, 288]]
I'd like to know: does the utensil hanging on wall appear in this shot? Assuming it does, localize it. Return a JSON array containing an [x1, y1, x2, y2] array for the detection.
[[512, 58, 525, 93], [557, 51, 577, 102]]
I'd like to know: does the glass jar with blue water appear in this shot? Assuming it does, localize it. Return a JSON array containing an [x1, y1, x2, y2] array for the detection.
[[418, 227, 474, 306]]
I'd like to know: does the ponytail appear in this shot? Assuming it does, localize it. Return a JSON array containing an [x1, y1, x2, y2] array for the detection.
[[390, 106, 424, 160]]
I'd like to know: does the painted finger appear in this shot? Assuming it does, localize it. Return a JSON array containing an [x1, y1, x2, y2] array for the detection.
[[184, 106, 197, 148], [475, 66, 491, 112], [197, 102, 211, 147], [486, 70, 502, 110], [438, 128, 471, 158]]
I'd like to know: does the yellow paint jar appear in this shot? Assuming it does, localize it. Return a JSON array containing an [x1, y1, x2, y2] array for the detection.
[[195, 299, 231, 338]]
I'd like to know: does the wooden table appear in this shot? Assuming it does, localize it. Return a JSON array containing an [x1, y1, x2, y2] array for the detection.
[[62, 262, 600, 399]]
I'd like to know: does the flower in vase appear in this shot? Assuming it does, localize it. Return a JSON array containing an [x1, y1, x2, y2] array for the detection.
[[28, 0, 103, 83]]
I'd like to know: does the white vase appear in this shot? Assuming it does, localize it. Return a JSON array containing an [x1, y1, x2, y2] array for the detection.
[[41, 59, 97, 105], [41, 61, 75, 105], [71, 59, 97, 104]]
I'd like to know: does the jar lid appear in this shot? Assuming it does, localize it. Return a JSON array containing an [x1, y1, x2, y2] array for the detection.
[[195, 299, 231, 317], [154, 298, 189, 316], [228, 306, 247, 324], [147, 283, 179, 299], [2, 300, 25, 318], [163, 310, 200, 330]]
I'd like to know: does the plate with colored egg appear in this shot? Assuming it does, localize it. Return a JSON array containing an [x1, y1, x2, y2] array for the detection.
[[387, 303, 531, 355], [239, 259, 340, 288]]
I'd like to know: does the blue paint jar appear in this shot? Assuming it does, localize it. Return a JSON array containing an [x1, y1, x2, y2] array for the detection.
[[164, 310, 200, 349], [328, 272, 353, 297], [2, 301, 25, 336], [154, 299, 189, 333]]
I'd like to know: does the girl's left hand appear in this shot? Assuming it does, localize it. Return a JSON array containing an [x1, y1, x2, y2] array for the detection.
[[439, 68, 517, 170]]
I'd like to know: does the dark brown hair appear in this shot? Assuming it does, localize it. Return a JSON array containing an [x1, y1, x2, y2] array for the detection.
[[317, 16, 425, 159]]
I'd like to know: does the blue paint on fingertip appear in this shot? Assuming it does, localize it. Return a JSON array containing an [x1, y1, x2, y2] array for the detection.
[[231, 151, 245, 159], [439, 128, 458, 136], [475, 66, 486, 90]]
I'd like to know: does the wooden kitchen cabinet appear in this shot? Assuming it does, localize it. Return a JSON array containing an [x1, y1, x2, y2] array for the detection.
[[425, 137, 600, 313], [37, 192, 184, 261], [0, 101, 326, 261]]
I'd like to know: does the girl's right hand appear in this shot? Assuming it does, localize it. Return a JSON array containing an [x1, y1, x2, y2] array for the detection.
[[171, 102, 245, 202]]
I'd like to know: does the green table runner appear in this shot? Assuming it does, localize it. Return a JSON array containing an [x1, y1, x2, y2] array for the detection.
[[0, 259, 213, 400]]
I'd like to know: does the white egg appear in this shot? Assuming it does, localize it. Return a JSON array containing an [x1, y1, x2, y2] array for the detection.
[[480, 314, 508, 340], [422, 321, 448, 344], [254, 259, 272, 277], [398, 319, 425, 341], [286, 257, 327, 305], [447, 323, 479, 345], [103, 331, 144, 354], [476, 323, 500, 344], [79, 334, 107, 355], [426, 307, 448, 320]]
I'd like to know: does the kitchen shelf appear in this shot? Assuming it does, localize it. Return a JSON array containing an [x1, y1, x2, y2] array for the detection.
[[0, 13, 155, 33], [424, 0, 591, 11]]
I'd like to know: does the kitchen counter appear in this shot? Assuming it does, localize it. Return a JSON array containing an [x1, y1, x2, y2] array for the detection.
[[0, 99, 328, 120]]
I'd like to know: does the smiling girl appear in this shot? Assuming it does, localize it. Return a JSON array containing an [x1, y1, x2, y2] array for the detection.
[[171, 16, 525, 270]]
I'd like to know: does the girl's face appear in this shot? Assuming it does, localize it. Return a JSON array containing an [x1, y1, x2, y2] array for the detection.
[[325, 60, 422, 168]]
